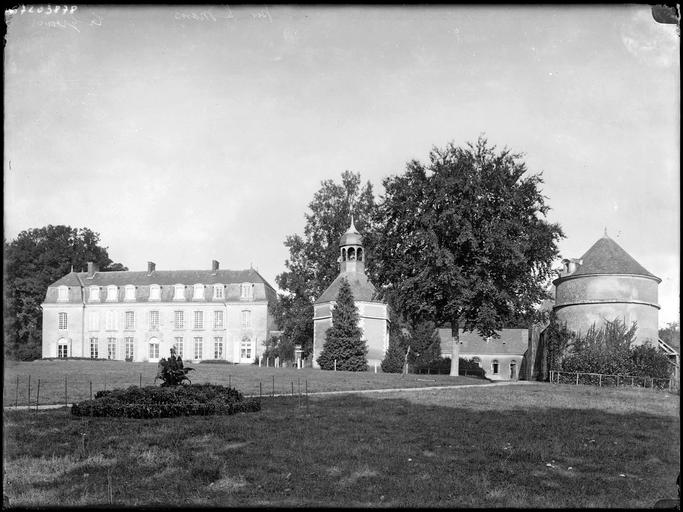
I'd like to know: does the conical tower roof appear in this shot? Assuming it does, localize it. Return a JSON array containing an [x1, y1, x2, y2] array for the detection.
[[572, 234, 659, 280]]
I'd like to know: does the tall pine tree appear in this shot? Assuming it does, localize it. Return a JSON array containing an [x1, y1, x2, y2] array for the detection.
[[317, 278, 368, 371]]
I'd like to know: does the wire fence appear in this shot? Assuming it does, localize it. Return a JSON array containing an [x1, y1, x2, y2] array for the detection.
[[549, 370, 678, 392]]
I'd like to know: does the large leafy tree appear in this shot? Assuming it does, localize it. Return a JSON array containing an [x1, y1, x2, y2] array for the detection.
[[275, 171, 378, 357], [4, 225, 127, 360], [374, 137, 564, 376], [317, 278, 368, 371]]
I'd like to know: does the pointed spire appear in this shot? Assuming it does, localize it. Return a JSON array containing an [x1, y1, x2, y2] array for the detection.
[[603, 227, 609, 238], [70, 264, 74, 273], [350, 214, 356, 232]]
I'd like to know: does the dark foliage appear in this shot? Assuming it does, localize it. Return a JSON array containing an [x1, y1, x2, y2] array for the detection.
[[380, 335, 406, 373], [71, 383, 261, 418], [317, 278, 368, 371], [154, 347, 194, 386]]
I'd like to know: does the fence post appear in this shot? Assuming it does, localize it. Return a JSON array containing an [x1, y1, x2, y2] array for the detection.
[[334, 360, 336, 371], [65, 376, 68, 408], [599, 374, 602, 387], [15, 376, 19, 408], [27, 375, 31, 408], [36, 379, 41, 412], [259, 381, 262, 399], [90, 381, 93, 401], [272, 375, 275, 397], [291, 381, 294, 397], [576, 372, 579, 385], [104, 373, 107, 391]]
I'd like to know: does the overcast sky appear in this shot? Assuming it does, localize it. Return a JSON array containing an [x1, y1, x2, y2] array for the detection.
[[4, 5, 679, 327]]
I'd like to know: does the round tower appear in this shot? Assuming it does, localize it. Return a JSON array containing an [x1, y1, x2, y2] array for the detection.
[[553, 233, 660, 345]]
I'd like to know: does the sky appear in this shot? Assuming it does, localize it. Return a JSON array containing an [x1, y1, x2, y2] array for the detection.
[[4, 5, 680, 327]]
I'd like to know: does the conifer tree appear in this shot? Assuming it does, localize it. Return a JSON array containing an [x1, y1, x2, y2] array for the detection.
[[317, 278, 368, 371], [380, 335, 406, 373]]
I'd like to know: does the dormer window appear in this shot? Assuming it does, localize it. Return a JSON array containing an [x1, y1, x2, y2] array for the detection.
[[213, 284, 224, 300], [124, 285, 136, 301], [89, 286, 100, 302], [174, 284, 185, 301], [240, 283, 253, 299], [149, 284, 161, 301], [106, 285, 118, 302], [57, 286, 69, 302], [193, 284, 205, 301]]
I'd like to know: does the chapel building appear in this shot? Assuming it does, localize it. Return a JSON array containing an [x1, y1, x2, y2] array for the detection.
[[312, 218, 390, 368], [41, 260, 279, 363]]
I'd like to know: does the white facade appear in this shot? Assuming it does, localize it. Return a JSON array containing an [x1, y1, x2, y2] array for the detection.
[[41, 262, 278, 363]]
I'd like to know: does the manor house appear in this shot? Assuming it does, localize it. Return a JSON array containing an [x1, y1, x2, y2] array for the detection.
[[41, 261, 279, 363]]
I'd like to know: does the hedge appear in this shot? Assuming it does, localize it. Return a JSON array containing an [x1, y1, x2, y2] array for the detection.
[[71, 383, 261, 418]]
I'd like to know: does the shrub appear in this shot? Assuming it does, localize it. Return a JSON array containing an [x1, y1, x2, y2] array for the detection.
[[72, 383, 261, 418], [155, 347, 194, 386], [628, 344, 672, 379]]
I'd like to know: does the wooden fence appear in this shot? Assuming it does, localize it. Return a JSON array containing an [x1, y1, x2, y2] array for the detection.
[[549, 370, 678, 392]]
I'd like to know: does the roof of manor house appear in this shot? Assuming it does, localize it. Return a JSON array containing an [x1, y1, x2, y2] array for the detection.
[[569, 235, 658, 280]]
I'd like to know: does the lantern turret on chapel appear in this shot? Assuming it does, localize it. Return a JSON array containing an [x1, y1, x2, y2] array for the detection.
[[339, 216, 365, 273]]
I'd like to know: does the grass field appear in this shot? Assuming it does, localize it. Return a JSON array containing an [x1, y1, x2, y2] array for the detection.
[[3, 359, 485, 407], [3, 382, 679, 507]]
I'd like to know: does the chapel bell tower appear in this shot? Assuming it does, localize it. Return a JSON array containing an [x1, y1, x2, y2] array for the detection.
[[339, 216, 364, 274]]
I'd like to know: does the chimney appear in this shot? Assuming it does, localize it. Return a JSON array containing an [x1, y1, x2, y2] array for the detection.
[[212, 260, 219, 272], [87, 262, 99, 278], [147, 261, 156, 275]]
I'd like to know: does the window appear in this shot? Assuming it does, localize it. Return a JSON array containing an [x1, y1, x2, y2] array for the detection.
[[241, 310, 251, 328], [124, 285, 136, 301], [149, 284, 161, 301], [57, 286, 69, 302], [213, 285, 224, 299], [149, 339, 160, 360], [90, 338, 99, 359], [193, 283, 205, 301], [240, 337, 252, 360], [240, 283, 253, 299], [174, 311, 184, 329], [105, 311, 116, 330], [58, 339, 68, 358], [492, 359, 499, 375], [58, 312, 68, 330], [149, 310, 159, 330], [125, 311, 135, 330], [174, 337, 184, 359], [193, 337, 203, 360], [214, 337, 223, 359], [125, 337, 134, 360], [174, 284, 185, 301], [107, 337, 117, 360], [106, 285, 118, 302], [194, 311, 203, 329], [214, 310, 224, 329], [88, 311, 99, 331], [89, 286, 100, 302]]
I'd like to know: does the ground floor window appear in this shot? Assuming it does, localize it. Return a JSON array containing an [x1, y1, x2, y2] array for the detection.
[[492, 359, 499, 375], [125, 337, 134, 360], [107, 337, 117, 360], [58, 339, 68, 358], [240, 337, 252, 361], [174, 337, 183, 359], [90, 338, 98, 359], [149, 340, 160, 360], [214, 337, 223, 359], [193, 337, 203, 360]]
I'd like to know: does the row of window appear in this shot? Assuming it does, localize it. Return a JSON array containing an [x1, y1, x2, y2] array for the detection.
[[57, 283, 255, 303], [58, 310, 252, 331], [470, 357, 517, 376], [83, 336, 225, 360]]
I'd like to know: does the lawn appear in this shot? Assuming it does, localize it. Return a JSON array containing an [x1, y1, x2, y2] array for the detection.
[[3, 383, 679, 507], [3, 359, 484, 407]]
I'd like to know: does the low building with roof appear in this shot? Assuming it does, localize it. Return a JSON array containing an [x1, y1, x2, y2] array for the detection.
[[553, 232, 661, 345], [41, 260, 278, 363], [437, 328, 529, 381], [312, 218, 390, 369]]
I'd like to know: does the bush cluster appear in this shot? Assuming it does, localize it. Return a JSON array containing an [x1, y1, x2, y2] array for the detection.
[[71, 383, 261, 418]]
